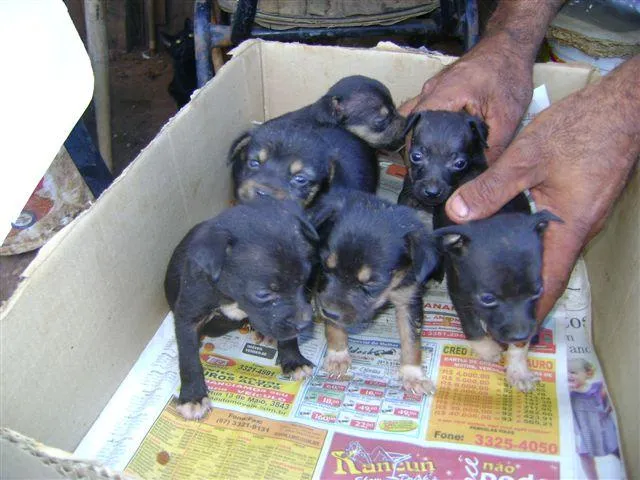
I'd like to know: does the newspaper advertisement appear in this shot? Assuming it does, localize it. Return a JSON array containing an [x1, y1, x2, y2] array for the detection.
[[75, 257, 625, 480], [75, 85, 626, 479]]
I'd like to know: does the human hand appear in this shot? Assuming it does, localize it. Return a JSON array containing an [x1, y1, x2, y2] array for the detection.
[[444, 58, 640, 321], [399, 37, 534, 163]]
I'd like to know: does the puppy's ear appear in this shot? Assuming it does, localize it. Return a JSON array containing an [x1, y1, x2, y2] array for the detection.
[[190, 230, 231, 283], [228, 132, 252, 166], [433, 226, 470, 255], [308, 194, 345, 231], [298, 216, 320, 243], [406, 230, 441, 285], [531, 210, 563, 234], [330, 96, 346, 122], [402, 112, 422, 137], [467, 115, 489, 150], [184, 18, 193, 31], [316, 95, 346, 125]]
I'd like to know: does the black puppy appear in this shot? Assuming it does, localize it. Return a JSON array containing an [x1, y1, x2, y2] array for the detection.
[[433, 173, 562, 391], [398, 110, 489, 218], [165, 201, 317, 420], [281, 75, 406, 150], [160, 18, 197, 108], [311, 189, 440, 395], [230, 119, 378, 206]]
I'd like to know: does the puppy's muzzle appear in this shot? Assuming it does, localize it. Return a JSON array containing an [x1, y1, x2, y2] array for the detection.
[[422, 184, 443, 200], [238, 180, 288, 202]]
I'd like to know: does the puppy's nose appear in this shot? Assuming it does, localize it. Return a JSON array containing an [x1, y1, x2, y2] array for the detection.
[[423, 185, 442, 198]]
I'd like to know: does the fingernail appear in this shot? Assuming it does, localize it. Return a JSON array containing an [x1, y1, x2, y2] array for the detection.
[[450, 195, 469, 218]]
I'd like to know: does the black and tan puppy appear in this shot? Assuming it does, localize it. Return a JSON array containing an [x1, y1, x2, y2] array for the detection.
[[281, 75, 406, 150], [398, 110, 489, 216], [230, 119, 378, 206], [165, 201, 318, 420], [311, 189, 440, 394], [432, 163, 562, 391]]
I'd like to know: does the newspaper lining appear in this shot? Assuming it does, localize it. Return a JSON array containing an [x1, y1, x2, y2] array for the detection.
[[75, 86, 626, 479]]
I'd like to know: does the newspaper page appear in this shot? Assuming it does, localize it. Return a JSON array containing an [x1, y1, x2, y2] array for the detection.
[[75, 86, 626, 479]]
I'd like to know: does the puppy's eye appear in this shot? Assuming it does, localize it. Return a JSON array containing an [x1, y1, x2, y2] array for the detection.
[[452, 158, 468, 170], [291, 174, 309, 186], [248, 158, 260, 169], [478, 293, 498, 307], [410, 151, 423, 163], [252, 289, 275, 303]]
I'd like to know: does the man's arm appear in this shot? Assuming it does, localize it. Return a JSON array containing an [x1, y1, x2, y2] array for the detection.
[[482, 0, 565, 65], [446, 55, 640, 320], [400, 0, 565, 161]]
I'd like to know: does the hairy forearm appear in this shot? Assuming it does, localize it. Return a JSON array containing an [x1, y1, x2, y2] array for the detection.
[[601, 55, 640, 141], [482, 0, 565, 65]]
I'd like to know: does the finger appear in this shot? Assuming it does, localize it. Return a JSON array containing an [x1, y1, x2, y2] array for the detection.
[[413, 94, 471, 115], [535, 222, 583, 321], [445, 163, 535, 222], [398, 96, 420, 117]]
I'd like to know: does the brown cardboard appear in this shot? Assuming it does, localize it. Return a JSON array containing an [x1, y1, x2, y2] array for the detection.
[[0, 40, 636, 476]]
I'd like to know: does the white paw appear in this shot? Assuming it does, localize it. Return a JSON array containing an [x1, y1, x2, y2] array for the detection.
[[505, 343, 539, 392], [291, 364, 314, 381], [323, 349, 352, 378], [251, 331, 265, 344], [398, 365, 436, 395], [176, 397, 212, 420], [251, 331, 276, 346], [506, 364, 540, 392], [470, 337, 503, 363]]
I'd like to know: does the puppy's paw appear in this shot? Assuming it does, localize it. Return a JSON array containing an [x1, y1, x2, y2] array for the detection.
[[323, 349, 352, 378], [398, 365, 436, 396], [281, 353, 314, 381], [469, 336, 503, 363], [251, 331, 265, 344], [505, 343, 539, 392], [176, 397, 212, 420], [291, 364, 314, 381], [251, 331, 276, 346], [506, 365, 540, 392]]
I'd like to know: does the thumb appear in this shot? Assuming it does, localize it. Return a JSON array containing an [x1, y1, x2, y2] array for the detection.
[[398, 96, 419, 117], [445, 155, 536, 222]]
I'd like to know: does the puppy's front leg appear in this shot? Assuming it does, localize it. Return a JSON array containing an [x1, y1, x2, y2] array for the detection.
[[392, 287, 435, 395], [323, 322, 351, 378], [174, 318, 212, 420], [505, 342, 540, 392], [468, 336, 504, 363], [277, 338, 314, 381]]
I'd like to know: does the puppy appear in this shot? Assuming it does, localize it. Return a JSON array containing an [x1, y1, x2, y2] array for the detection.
[[230, 119, 378, 206], [433, 173, 562, 391], [160, 18, 197, 108], [397, 110, 488, 217], [311, 189, 440, 394], [281, 75, 406, 150], [165, 201, 317, 420]]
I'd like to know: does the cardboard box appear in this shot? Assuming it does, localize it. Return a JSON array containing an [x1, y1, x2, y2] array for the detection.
[[1, 40, 637, 476]]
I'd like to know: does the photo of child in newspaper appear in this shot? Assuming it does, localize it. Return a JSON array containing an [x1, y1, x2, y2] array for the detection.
[[568, 358, 621, 479]]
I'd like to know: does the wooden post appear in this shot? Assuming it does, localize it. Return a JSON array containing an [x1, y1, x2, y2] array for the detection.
[[146, 0, 157, 54], [84, 0, 113, 171]]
